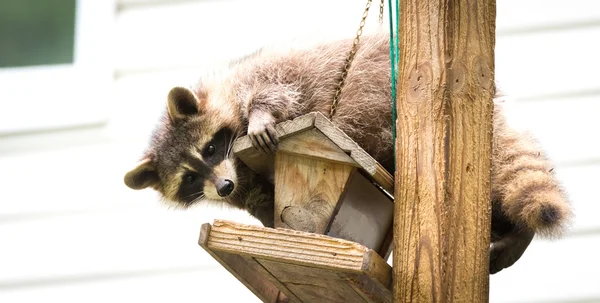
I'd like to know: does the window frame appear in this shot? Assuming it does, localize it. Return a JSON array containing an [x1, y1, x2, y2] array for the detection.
[[0, 0, 115, 135]]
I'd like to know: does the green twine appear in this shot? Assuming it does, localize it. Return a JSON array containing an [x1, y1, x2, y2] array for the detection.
[[388, 0, 400, 166]]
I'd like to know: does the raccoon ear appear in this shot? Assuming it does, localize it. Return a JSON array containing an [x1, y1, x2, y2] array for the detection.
[[167, 86, 201, 121], [124, 158, 159, 190]]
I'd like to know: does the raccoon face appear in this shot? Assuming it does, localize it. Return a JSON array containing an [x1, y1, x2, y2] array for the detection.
[[124, 86, 241, 208]]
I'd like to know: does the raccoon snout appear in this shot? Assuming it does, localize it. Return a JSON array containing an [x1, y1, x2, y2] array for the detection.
[[216, 179, 235, 197]]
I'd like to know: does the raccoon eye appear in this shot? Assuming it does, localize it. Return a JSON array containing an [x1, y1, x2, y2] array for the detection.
[[206, 144, 216, 156], [183, 174, 196, 184]]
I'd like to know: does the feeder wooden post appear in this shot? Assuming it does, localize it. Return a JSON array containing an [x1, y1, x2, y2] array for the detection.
[[393, 0, 496, 302]]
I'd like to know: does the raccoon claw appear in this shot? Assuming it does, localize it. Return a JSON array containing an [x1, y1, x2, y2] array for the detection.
[[489, 228, 535, 274], [250, 129, 278, 155], [248, 114, 279, 155], [265, 124, 280, 149]]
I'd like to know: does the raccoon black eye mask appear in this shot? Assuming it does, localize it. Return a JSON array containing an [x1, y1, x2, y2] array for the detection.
[[201, 128, 234, 167], [178, 171, 204, 204], [175, 127, 236, 204]]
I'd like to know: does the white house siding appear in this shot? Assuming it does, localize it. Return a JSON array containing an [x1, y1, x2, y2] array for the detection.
[[1, 1, 598, 302]]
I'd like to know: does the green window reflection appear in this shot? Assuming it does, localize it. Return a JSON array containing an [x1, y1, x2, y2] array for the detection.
[[0, 0, 76, 68]]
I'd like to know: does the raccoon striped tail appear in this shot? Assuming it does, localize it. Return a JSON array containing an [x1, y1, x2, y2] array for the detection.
[[492, 105, 573, 238]]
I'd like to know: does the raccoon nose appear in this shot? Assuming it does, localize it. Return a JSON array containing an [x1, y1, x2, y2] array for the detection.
[[217, 179, 234, 197]]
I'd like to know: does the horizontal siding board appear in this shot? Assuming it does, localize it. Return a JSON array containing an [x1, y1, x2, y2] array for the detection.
[[106, 68, 207, 139], [115, 1, 600, 101], [553, 164, 600, 234], [114, 0, 375, 73], [117, 0, 600, 73], [0, 140, 261, 228], [495, 26, 600, 100], [497, 0, 600, 34], [0, 142, 154, 214], [490, 234, 600, 303], [502, 96, 600, 165], [116, 0, 600, 34], [0, 268, 261, 303], [0, 208, 254, 283]]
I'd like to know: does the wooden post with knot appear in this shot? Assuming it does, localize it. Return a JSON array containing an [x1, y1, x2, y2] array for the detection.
[[393, 0, 496, 302]]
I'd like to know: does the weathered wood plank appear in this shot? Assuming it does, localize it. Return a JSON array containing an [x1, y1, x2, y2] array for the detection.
[[201, 220, 392, 303], [345, 272, 392, 303], [393, 0, 495, 302], [233, 113, 317, 154], [313, 113, 378, 175], [259, 259, 368, 303], [278, 128, 358, 166], [232, 112, 395, 194], [233, 113, 317, 177], [274, 152, 355, 233], [312, 113, 394, 193], [198, 223, 287, 303], [372, 163, 394, 194], [206, 220, 391, 281]]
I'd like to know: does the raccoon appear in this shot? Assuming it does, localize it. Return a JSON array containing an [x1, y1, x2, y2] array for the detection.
[[124, 33, 572, 274]]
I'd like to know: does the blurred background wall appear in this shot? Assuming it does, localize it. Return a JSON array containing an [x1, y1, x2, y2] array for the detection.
[[1, 0, 598, 302]]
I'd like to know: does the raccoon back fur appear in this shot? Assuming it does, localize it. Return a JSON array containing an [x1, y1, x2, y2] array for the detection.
[[124, 33, 572, 274]]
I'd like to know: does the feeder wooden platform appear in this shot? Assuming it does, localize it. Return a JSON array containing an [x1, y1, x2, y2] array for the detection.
[[199, 112, 395, 302], [199, 220, 392, 303]]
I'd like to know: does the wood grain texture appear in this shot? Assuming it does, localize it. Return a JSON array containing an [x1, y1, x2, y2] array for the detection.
[[259, 259, 368, 303], [345, 273, 392, 303], [233, 113, 317, 154], [372, 163, 394, 194], [206, 220, 391, 280], [394, 0, 495, 302], [278, 128, 358, 166], [198, 223, 289, 303], [233, 113, 317, 176], [313, 113, 377, 175], [274, 152, 354, 233], [202, 220, 392, 303], [313, 113, 394, 194], [232, 112, 394, 194]]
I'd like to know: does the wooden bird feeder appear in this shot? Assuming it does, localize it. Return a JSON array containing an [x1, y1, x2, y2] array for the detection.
[[199, 0, 496, 300], [199, 112, 395, 303]]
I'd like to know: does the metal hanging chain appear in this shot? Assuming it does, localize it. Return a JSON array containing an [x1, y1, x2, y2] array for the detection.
[[330, 0, 385, 118], [379, 0, 385, 24]]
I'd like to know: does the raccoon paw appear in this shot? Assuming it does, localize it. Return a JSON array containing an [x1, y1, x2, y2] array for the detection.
[[489, 227, 535, 274], [248, 111, 279, 154]]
